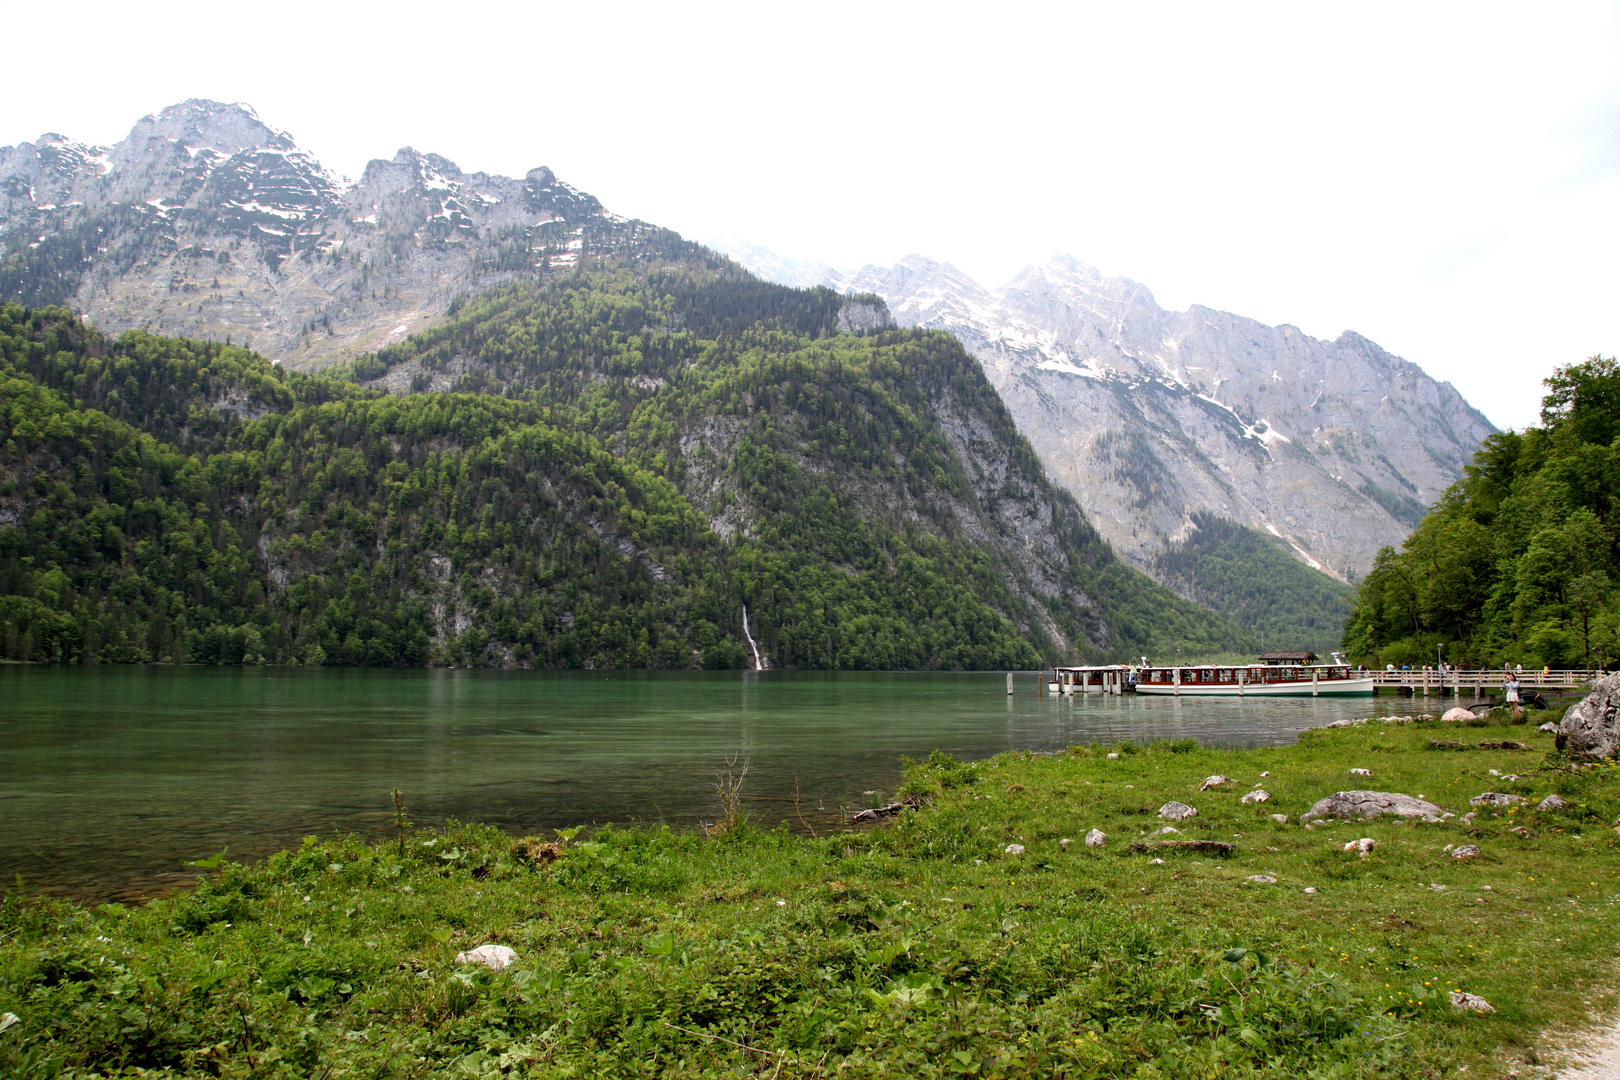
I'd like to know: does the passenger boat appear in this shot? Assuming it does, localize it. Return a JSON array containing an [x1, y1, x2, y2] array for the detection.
[[1132, 650, 1373, 697]]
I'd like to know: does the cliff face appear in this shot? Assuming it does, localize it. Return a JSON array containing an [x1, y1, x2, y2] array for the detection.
[[722, 249, 1494, 582], [0, 100, 620, 368]]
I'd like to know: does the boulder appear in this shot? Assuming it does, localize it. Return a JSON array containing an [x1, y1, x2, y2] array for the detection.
[[1539, 722, 1559, 734], [1441, 707, 1477, 722], [1159, 801, 1198, 820], [1538, 794, 1567, 811], [1559, 672, 1620, 757], [456, 944, 517, 971], [1085, 829, 1107, 848], [1199, 775, 1237, 791], [1449, 844, 1481, 859], [1299, 790, 1447, 824], [1241, 790, 1271, 804], [1469, 792, 1523, 808]]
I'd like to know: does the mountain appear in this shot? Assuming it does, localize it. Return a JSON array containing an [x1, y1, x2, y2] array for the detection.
[[0, 260, 1246, 667], [716, 250, 1495, 589], [0, 100, 633, 368]]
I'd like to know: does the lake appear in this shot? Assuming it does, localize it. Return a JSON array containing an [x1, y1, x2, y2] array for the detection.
[[0, 666, 1392, 901]]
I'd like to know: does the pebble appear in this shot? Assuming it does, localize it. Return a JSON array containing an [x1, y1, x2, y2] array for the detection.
[[1450, 991, 1495, 1012], [455, 944, 517, 971], [1158, 801, 1198, 821]]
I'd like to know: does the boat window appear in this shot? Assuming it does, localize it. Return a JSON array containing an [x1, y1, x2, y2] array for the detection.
[[1218, 669, 1231, 682]]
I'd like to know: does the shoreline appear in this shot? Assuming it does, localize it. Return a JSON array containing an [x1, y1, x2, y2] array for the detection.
[[3, 712, 1616, 1077]]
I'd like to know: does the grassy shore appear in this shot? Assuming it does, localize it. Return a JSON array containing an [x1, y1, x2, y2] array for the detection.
[[3, 714, 1618, 1079]]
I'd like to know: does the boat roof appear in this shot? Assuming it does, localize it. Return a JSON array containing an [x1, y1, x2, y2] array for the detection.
[[1258, 650, 1319, 664]]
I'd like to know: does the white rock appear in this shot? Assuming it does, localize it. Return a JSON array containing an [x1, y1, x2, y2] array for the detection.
[[1539, 722, 1559, 734], [1450, 990, 1495, 1012], [1342, 837, 1378, 856], [1003, 843, 1025, 856], [1538, 794, 1566, 811], [1303, 887, 1317, 894], [1350, 768, 1372, 777], [1150, 826, 1183, 837], [1246, 874, 1277, 884], [1059, 838, 1073, 848], [1084, 829, 1107, 848], [1259, 771, 1271, 778], [1199, 775, 1237, 791], [455, 944, 517, 971], [1148, 858, 1165, 865], [1158, 801, 1198, 820], [1450, 845, 1481, 859], [1106, 752, 1120, 759], [1300, 790, 1447, 824], [1469, 792, 1524, 808], [1441, 707, 1477, 722], [1270, 813, 1289, 823], [1241, 790, 1271, 803], [0, 1012, 18, 1034]]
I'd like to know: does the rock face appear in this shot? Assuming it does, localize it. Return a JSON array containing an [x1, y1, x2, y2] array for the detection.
[[721, 249, 1494, 582], [0, 100, 643, 369], [1559, 673, 1620, 757], [1300, 790, 1446, 824]]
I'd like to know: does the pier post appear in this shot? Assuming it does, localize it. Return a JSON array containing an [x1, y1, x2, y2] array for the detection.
[[1312, 669, 1319, 697], [1239, 668, 1245, 697], [1174, 668, 1181, 697], [1007, 672, 1014, 696]]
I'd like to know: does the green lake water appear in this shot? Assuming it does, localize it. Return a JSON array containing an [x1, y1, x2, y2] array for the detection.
[[0, 667, 1384, 902]]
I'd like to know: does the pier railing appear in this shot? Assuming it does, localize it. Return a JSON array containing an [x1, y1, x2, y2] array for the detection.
[[1367, 669, 1596, 696]]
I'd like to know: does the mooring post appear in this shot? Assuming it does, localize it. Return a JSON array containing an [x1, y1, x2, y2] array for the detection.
[[1007, 671, 1014, 696], [1312, 668, 1319, 697], [1174, 667, 1181, 697]]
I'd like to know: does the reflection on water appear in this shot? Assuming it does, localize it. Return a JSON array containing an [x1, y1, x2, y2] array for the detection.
[[0, 667, 1388, 901]]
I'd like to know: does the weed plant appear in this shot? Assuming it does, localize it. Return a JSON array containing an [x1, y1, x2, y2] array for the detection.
[[2, 720, 1617, 1078]]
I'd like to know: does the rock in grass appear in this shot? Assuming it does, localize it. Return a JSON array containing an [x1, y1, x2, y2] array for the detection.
[[1559, 672, 1620, 757], [1450, 990, 1495, 1012], [1350, 768, 1372, 776], [0, 1012, 17, 1034], [1442, 707, 1477, 721], [1003, 843, 1026, 856], [1241, 790, 1270, 803], [1469, 792, 1524, 808], [1449, 845, 1481, 859], [1106, 752, 1120, 759], [1538, 794, 1567, 811], [1159, 801, 1198, 820], [1539, 722, 1559, 734], [1199, 775, 1237, 791], [1300, 790, 1447, 824], [1150, 826, 1183, 837], [456, 944, 517, 971], [1084, 829, 1107, 848], [1342, 837, 1377, 857], [1246, 874, 1277, 884], [1059, 838, 1073, 849], [1303, 886, 1317, 894], [1270, 813, 1289, 823]]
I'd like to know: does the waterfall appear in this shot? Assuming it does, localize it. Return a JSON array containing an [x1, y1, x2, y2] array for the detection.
[[741, 606, 767, 671]]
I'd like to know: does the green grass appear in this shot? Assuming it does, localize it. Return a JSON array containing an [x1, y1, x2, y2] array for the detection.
[[3, 716, 1618, 1078]]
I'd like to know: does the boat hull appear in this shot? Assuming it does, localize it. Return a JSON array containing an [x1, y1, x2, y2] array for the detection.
[[1134, 678, 1375, 697]]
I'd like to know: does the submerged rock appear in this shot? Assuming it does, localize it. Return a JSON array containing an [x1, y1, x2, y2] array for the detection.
[[1300, 791, 1446, 824]]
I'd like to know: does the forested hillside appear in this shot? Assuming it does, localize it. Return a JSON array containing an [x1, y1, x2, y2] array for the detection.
[[0, 259, 1244, 669], [1343, 356, 1620, 669], [1151, 513, 1354, 653]]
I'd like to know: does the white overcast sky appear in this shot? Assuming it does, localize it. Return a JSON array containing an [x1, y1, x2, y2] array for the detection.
[[7, 0, 1618, 430]]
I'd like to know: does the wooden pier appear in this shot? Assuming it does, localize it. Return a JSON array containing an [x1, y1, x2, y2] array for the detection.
[[1367, 668, 1595, 697]]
